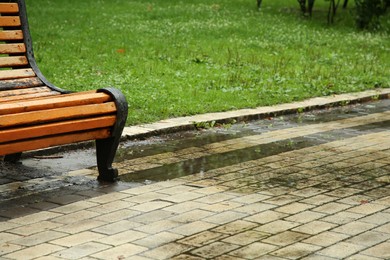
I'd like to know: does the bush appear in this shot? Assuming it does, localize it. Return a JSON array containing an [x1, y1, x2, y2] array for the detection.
[[355, 0, 389, 29]]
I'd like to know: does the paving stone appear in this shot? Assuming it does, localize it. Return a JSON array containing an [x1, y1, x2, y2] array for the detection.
[[130, 210, 175, 224], [303, 231, 350, 247], [51, 210, 100, 225], [300, 194, 338, 205], [142, 242, 192, 260], [222, 230, 268, 245], [179, 230, 227, 247], [164, 201, 208, 214], [321, 211, 364, 225], [292, 220, 337, 235], [172, 254, 205, 260], [332, 221, 377, 236], [201, 201, 243, 212], [93, 208, 142, 222], [0, 243, 24, 257], [88, 192, 130, 203], [229, 242, 279, 259], [191, 242, 240, 258], [49, 201, 99, 214], [123, 192, 168, 204], [133, 231, 183, 248], [359, 241, 390, 258], [10, 221, 63, 236], [255, 220, 300, 234], [10, 230, 67, 247], [171, 221, 217, 236], [275, 202, 314, 214], [0, 232, 22, 244], [212, 220, 258, 235], [133, 219, 182, 234], [131, 201, 173, 212], [346, 203, 388, 215], [203, 211, 247, 224], [87, 200, 135, 214], [285, 211, 326, 224], [270, 242, 322, 259], [346, 230, 390, 247], [168, 209, 214, 223], [345, 254, 383, 260], [91, 243, 148, 259], [44, 194, 87, 205], [234, 202, 276, 214], [5, 243, 64, 260], [244, 210, 288, 224], [262, 231, 310, 246], [51, 231, 106, 247], [53, 242, 111, 259], [264, 194, 303, 206], [317, 242, 367, 259], [0, 206, 40, 219], [312, 202, 352, 214], [55, 219, 106, 234]]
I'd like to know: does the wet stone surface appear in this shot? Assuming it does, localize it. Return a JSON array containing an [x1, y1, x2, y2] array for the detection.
[[0, 99, 389, 220]]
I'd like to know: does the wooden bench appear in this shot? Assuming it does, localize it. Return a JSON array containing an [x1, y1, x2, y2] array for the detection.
[[0, 0, 128, 182]]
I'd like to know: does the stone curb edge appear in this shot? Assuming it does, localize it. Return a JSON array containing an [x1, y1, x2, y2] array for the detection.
[[122, 88, 390, 140]]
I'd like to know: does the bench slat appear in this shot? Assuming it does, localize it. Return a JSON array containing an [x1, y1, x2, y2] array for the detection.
[[0, 90, 59, 102], [0, 92, 112, 114], [0, 86, 52, 98], [0, 30, 23, 41], [0, 3, 19, 13], [0, 56, 28, 67], [0, 68, 35, 80], [0, 129, 111, 156], [0, 77, 43, 90], [0, 43, 26, 54], [0, 116, 116, 143], [0, 16, 21, 27], [0, 102, 117, 128]]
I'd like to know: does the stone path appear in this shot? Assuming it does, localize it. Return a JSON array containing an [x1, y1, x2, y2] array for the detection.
[[0, 89, 389, 259]]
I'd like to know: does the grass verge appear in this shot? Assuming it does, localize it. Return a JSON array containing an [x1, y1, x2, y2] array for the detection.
[[26, 0, 390, 125]]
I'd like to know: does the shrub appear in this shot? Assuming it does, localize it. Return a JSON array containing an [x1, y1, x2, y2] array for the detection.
[[355, 0, 389, 29]]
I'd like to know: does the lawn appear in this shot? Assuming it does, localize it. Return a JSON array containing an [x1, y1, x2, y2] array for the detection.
[[25, 0, 390, 125]]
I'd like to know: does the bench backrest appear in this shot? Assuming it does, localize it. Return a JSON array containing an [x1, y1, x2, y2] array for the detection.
[[0, 0, 64, 101]]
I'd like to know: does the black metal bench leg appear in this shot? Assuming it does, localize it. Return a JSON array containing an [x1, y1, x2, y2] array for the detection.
[[96, 137, 120, 182], [96, 87, 128, 182], [4, 152, 22, 163]]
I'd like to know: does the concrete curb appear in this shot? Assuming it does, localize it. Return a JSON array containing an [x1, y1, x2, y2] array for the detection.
[[122, 88, 390, 140]]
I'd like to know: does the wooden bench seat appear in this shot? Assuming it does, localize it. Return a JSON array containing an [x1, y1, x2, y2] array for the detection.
[[0, 0, 128, 182]]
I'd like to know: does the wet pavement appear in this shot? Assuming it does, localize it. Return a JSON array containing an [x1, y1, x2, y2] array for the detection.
[[0, 91, 389, 259]]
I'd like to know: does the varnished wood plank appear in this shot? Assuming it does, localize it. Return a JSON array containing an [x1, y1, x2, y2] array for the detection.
[[0, 30, 23, 41], [0, 68, 35, 80], [0, 3, 19, 13], [0, 91, 59, 102], [0, 56, 28, 67], [0, 77, 43, 90], [0, 92, 112, 114], [0, 129, 111, 156], [0, 86, 51, 98], [0, 43, 26, 54], [0, 16, 21, 27], [0, 116, 116, 143], [0, 102, 117, 128]]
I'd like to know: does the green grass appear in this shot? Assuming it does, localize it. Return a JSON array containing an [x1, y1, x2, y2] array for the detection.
[[25, 0, 390, 125]]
